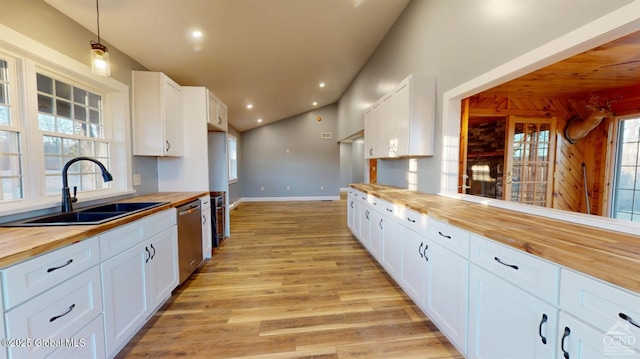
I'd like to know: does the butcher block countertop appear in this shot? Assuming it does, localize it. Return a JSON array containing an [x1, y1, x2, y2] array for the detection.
[[350, 184, 640, 294], [0, 192, 208, 268]]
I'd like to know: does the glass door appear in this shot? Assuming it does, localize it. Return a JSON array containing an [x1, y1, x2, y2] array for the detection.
[[505, 116, 556, 207]]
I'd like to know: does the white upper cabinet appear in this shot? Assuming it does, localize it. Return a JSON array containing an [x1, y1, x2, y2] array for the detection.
[[364, 74, 436, 159], [207, 91, 228, 132], [132, 71, 184, 156]]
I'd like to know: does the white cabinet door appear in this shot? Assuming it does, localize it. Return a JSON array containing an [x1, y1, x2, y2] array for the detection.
[[162, 78, 183, 156], [369, 210, 384, 261], [201, 197, 212, 259], [347, 194, 356, 232], [425, 240, 469, 354], [378, 93, 394, 158], [468, 265, 557, 359], [147, 227, 178, 310], [364, 108, 375, 159], [398, 224, 428, 305], [358, 203, 371, 248], [558, 312, 640, 359], [101, 241, 150, 358], [394, 79, 411, 157], [380, 212, 400, 279], [132, 71, 183, 157], [207, 91, 228, 132]]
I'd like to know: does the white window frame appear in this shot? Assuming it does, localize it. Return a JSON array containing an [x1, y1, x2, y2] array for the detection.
[[0, 24, 133, 217], [610, 116, 640, 222], [228, 134, 238, 184]]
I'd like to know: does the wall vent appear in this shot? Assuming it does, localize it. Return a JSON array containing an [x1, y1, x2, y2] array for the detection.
[[321, 132, 332, 139]]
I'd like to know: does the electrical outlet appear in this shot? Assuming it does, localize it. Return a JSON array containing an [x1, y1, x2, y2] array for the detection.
[[320, 185, 324, 191], [286, 148, 290, 154], [286, 186, 290, 191], [260, 186, 265, 191], [133, 173, 141, 186]]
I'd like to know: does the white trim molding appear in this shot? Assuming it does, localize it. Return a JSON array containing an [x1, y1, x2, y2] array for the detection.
[[440, 0, 640, 236]]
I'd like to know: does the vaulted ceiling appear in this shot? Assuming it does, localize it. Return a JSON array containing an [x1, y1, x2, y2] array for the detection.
[[45, 0, 410, 132]]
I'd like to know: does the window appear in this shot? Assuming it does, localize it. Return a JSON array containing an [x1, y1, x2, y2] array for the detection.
[[612, 117, 640, 222], [36, 73, 110, 195], [0, 25, 131, 216], [0, 56, 23, 201], [228, 134, 238, 183]]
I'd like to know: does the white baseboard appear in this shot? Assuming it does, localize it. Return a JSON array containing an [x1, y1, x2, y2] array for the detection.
[[241, 196, 340, 202]]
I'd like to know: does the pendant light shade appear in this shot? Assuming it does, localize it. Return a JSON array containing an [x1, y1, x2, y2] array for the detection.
[[90, 0, 110, 76], [91, 41, 110, 76]]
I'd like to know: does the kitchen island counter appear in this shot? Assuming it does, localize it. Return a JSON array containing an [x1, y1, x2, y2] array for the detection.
[[349, 183, 640, 294]]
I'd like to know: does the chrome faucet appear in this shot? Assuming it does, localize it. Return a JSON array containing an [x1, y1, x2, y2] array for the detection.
[[61, 157, 113, 212]]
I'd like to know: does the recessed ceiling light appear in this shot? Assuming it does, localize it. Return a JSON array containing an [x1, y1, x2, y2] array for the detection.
[[313, 102, 318, 106], [192, 31, 203, 38], [246, 104, 253, 109], [319, 82, 325, 88], [257, 118, 263, 123]]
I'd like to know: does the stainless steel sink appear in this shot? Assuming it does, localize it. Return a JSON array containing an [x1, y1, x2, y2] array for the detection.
[[0, 202, 168, 227]]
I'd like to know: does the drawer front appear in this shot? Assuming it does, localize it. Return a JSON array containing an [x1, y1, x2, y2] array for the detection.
[[1, 237, 99, 310], [46, 314, 106, 359], [470, 234, 559, 304], [100, 208, 176, 260], [370, 197, 397, 218], [398, 206, 428, 234], [5, 267, 103, 359], [560, 268, 640, 351], [427, 218, 470, 258], [199, 195, 211, 210]]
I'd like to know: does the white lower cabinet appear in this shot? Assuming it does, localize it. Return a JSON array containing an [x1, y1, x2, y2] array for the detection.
[[558, 268, 640, 358], [398, 224, 428, 304], [558, 312, 640, 358], [200, 195, 212, 259], [47, 314, 106, 359], [469, 265, 557, 359], [101, 227, 178, 358], [358, 203, 371, 249], [5, 267, 103, 359], [425, 240, 469, 353], [346, 188, 640, 359], [379, 214, 400, 279]]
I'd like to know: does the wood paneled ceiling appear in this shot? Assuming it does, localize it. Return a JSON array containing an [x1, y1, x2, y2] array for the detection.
[[479, 30, 640, 98]]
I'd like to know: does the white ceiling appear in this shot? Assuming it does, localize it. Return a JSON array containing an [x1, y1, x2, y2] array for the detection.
[[45, 0, 410, 132]]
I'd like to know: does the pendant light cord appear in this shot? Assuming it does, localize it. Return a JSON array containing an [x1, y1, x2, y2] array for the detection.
[[96, 0, 101, 44]]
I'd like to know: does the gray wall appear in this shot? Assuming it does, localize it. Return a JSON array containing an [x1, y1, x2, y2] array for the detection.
[[1, 0, 159, 195], [339, 140, 365, 188], [337, 0, 632, 193], [241, 104, 340, 198]]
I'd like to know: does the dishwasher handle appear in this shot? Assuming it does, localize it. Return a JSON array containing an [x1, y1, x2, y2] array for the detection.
[[178, 203, 200, 216]]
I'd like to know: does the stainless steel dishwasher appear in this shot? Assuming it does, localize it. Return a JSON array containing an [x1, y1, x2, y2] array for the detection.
[[177, 200, 203, 284]]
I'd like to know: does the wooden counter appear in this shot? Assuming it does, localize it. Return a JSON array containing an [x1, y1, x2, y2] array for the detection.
[[349, 184, 640, 294], [0, 192, 208, 268]]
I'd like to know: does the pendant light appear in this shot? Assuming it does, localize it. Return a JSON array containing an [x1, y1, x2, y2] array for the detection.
[[90, 0, 110, 76]]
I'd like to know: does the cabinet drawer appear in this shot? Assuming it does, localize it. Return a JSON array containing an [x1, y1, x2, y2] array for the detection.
[[427, 218, 470, 258], [199, 195, 211, 210], [47, 314, 106, 359], [560, 268, 640, 351], [100, 208, 176, 260], [1, 236, 99, 310], [470, 235, 559, 304], [370, 197, 397, 218], [398, 206, 427, 234], [5, 267, 103, 359]]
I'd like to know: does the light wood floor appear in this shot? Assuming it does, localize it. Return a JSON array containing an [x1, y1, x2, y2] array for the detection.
[[117, 198, 462, 359]]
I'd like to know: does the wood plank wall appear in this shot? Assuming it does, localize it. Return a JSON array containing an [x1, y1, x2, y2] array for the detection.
[[467, 95, 605, 215]]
